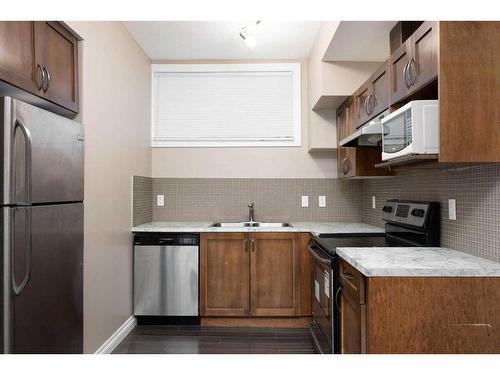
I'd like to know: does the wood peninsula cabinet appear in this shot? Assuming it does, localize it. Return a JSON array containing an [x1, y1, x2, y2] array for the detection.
[[337, 258, 500, 354], [200, 232, 311, 324], [0, 21, 80, 116]]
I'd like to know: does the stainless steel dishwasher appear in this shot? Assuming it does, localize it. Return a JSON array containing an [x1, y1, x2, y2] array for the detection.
[[133, 233, 199, 317]]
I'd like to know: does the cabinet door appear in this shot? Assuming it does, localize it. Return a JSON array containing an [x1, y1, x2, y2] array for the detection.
[[408, 21, 438, 92], [353, 83, 371, 128], [389, 39, 412, 105], [339, 288, 365, 354], [336, 104, 348, 143], [250, 233, 301, 316], [0, 22, 39, 94], [369, 60, 389, 118], [345, 98, 356, 136], [34, 22, 79, 113], [200, 233, 250, 316], [337, 147, 356, 178]]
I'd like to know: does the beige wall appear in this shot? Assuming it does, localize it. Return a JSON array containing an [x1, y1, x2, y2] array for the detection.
[[66, 21, 151, 353], [308, 22, 380, 151], [151, 60, 337, 178]]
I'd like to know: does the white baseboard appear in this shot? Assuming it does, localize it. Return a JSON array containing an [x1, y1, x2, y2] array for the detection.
[[95, 316, 137, 354]]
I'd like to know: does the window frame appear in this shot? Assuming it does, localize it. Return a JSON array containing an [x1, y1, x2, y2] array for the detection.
[[150, 63, 302, 148]]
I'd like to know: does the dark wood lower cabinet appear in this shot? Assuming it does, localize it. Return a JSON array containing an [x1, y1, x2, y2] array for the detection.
[[200, 232, 311, 322], [200, 233, 250, 316], [339, 288, 365, 354], [338, 258, 500, 354], [250, 233, 301, 316]]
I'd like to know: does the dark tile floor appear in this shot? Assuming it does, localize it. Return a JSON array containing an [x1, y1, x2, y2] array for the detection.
[[113, 325, 318, 354]]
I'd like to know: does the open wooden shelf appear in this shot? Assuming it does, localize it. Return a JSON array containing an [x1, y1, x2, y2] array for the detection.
[[312, 95, 349, 110], [375, 154, 439, 168]]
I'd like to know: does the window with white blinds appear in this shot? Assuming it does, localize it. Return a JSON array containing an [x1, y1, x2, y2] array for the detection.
[[151, 64, 301, 147]]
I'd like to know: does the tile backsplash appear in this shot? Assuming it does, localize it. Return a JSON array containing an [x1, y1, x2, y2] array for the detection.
[[361, 164, 500, 262], [133, 164, 500, 262], [151, 178, 363, 223], [132, 176, 153, 226]]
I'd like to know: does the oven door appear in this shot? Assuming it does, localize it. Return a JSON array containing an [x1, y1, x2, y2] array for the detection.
[[381, 106, 414, 160], [308, 243, 335, 354]]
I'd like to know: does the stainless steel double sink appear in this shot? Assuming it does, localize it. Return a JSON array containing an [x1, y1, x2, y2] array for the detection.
[[210, 222, 292, 228]]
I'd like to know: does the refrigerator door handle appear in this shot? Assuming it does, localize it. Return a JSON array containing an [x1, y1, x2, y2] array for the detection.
[[11, 207, 33, 296], [13, 119, 32, 205]]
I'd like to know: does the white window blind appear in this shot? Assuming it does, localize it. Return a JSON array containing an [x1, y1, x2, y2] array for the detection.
[[151, 64, 301, 147]]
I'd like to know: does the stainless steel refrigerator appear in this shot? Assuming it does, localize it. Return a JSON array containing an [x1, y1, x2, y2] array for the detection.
[[1, 96, 84, 353]]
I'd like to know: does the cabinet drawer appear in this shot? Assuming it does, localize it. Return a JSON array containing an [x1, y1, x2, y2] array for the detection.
[[339, 259, 365, 304]]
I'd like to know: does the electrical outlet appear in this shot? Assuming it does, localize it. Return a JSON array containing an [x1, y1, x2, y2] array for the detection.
[[318, 196, 326, 207], [372, 196, 376, 209], [301, 196, 309, 208], [448, 199, 456, 220], [157, 194, 165, 207]]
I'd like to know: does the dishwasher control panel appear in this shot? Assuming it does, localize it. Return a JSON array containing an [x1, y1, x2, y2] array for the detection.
[[133, 233, 199, 246]]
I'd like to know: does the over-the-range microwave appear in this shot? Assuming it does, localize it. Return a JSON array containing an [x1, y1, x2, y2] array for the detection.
[[381, 100, 439, 161]]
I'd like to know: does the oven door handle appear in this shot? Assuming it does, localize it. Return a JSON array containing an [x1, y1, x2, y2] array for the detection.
[[307, 244, 332, 266]]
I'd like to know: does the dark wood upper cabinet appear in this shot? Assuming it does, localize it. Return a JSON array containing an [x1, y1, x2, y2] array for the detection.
[[336, 96, 392, 179], [389, 21, 438, 106], [389, 39, 412, 105], [354, 60, 389, 129], [34, 22, 79, 113], [250, 233, 301, 317], [0, 21, 80, 116], [409, 22, 439, 94], [200, 233, 250, 317], [0, 22, 37, 94]]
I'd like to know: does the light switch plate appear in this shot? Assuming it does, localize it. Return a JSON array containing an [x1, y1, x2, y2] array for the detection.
[[372, 196, 376, 209], [157, 194, 165, 207], [318, 196, 326, 207], [301, 195, 309, 208], [448, 199, 456, 220]]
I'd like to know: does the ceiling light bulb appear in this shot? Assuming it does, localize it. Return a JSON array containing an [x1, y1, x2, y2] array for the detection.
[[245, 35, 256, 48]]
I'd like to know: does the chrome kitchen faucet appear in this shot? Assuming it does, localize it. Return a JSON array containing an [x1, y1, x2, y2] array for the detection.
[[248, 202, 255, 223]]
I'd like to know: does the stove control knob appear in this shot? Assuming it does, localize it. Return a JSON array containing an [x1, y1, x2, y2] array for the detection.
[[382, 205, 392, 213], [411, 208, 419, 217]]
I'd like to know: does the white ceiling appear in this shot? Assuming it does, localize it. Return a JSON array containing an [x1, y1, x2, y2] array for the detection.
[[122, 21, 321, 60]]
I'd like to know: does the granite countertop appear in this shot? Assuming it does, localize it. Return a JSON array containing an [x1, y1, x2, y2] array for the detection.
[[336, 247, 500, 277], [131, 221, 385, 236]]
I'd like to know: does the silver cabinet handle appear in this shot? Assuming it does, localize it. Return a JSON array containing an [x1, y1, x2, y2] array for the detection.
[[34, 64, 44, 90], [343, 272, 355, 281], [341, 157, 350, 175], [42, 67, 50, 92], [12, 207, 32, 296], [403, 61, 411, 88], [407, 58, 416, 86], [244, 236, 248, 253], [366, 94, 376, 115]]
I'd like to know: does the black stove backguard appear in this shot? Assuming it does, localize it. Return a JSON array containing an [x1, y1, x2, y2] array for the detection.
[[382, 199, 440, 247]]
